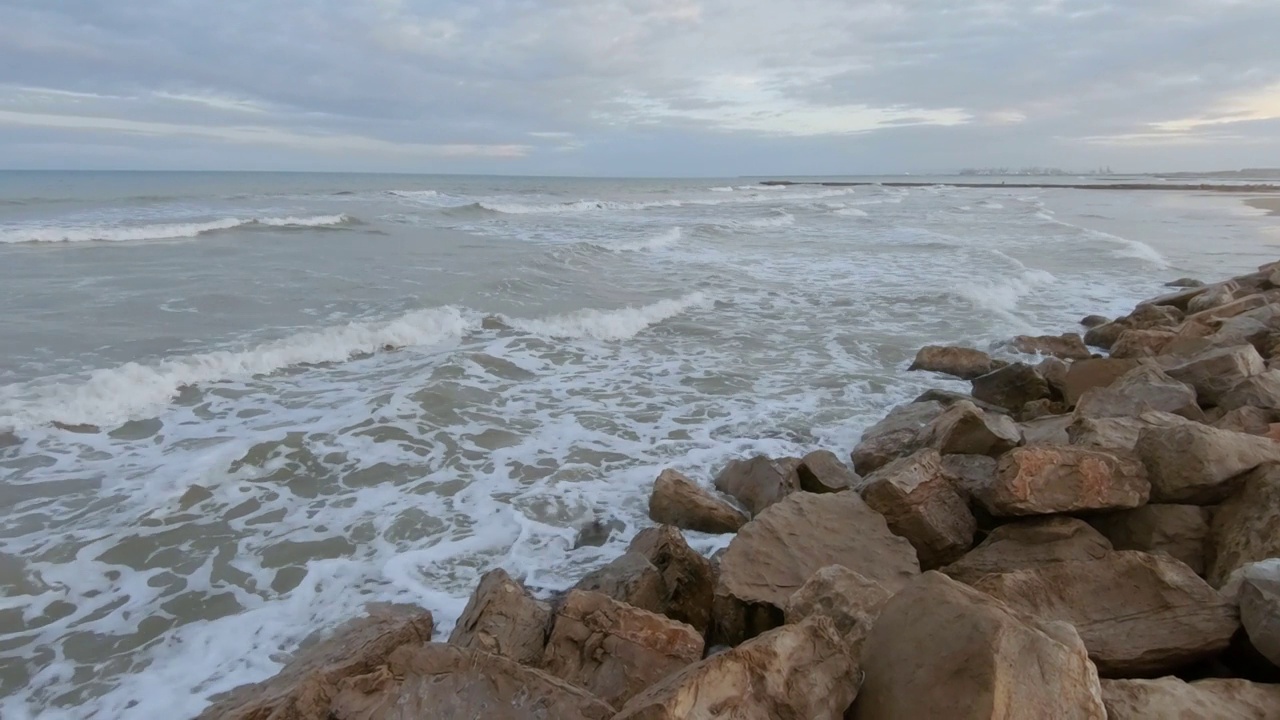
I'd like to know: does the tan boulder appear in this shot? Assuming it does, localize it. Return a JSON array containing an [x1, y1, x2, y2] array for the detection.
[[940, 516, 1113, 585], [614, 616, 859, 720], [329, 643, 615, 720], [1129, 302, 1187, 328], [1018, 398, 1067, 421], [448, 569, 550, 665], [1011, 333, 1092, 360], [1214, 406, 1277, 436], [1239, 561, 1280, 668], [1062, 357, 1141, 406], [858, 449, 976, 568], [1185, 283, 1237, 314], [1109, 328, 1178, 359], [541, 590, 703, 708], [1067, 411, 1188, 452], [853, 572, 1106, 720], [1140, 283, 1209, 311], [974, 551, 1239, 676], [197, 605, 436, 720], [1084, 320, 1129, 350], [1073, 364, 1202, 421], [979, 445, 1149, 517], [1088, 505, 1212, 575], [914, 388, 1012, 415], [921, 400, 1021, 456], [713, 455, 800, 516], [1038, 356, 1070, 396], [1186, 292, 1271, 325], [713, 491, 919, 645], [1019, 413, 1073, 445], [783, 565, 892, 651], [797, 450, 858, 494], [940, 453, 998, 498], [971, 362, 1052, 412], [908, 345, 1003, 380], [576, 526, 715, 635], [649, 469, 748, 534], [1081, 313, 1110, 328], [850, 400, 944, 474], [1136, 422, 1280, 504], [1101, 678, 1280, 720], [1166, 344, 1266, 406], [1207, 464, 1280, 588], [1219, 369, 1280, 413]]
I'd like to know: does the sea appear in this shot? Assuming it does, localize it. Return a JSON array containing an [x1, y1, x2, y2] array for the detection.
[[0, 171, 1277, 718]]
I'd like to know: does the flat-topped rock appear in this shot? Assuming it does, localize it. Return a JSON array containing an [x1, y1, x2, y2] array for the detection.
[[1010, 333, 1092, 360], [1110, 328, 1178, 359], [649, 469, 748, 534], [1101, 678, 1280, 720], [1088, 505, 1212, 575], [979, 445, 1150, 517], [1166, 344, 1266, 406], [713, 455, 800, 516], [1073, 364, 1201, 421], [920, 400, 1021, 457], [971, 362, 1052, 412], [1136, 422, 1280, 504], [1062, 358, 1141, 407], [1067, 411, 1188, 452], [908, 345, 1004, 380], [940, 516, 1113, 585]]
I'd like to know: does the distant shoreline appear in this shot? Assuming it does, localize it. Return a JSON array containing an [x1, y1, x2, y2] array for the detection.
[[760, 180, 1280, 193]]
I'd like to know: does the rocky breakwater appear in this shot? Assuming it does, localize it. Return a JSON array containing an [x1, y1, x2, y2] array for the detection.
[[195, 262, 1280, 719]]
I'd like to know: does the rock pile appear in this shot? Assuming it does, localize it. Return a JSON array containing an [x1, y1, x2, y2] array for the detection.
[[197, 263, 1280, 719]]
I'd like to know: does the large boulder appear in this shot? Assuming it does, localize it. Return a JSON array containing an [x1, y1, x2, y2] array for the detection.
[[649, 469, 748, 534], [978, 445, 1149, 517], [713, 456, 800, 516], [921, 400, 1021, 457], [797, 450, 858, 494], [1219, 370, 1280, 413], [1085, 320, 1129, 351], [1186, 293, 1272, 325], [576, 526, 715, 635], [857, 449, 976, 569], [1207, 464, 1280, 588], [1088, 505, 1212, 575], [1011, 333, 1092, 360], [1140, 283, 1209, 310], [197, 605, 437, 720], [541, 590, 703, 708], [1128, 302, 1186, 328], [1166, 344, 1266, 407], [971, 363, 1052, 412], [1186, 283, 1237, 314], [850, 401, 944, 475], [712, 491, 920, 645], [1101, 678, 1280, 720], [1019, 414, 1074, 445], [940, 453, 998, 498], [1072, 364, 1202, 421], [1067, 411, 1188, 452], [1061, 358, 1141, 407], [1109, 328, 1177, 359], [329, 643, 615, 720], [1136, 422, 1280, 504], [1215, 405, 1279, 436], [908, 345, 1003, 380], [1239, 561, 1280, 668], [974, 551, 1239, 676], [783, 565, 892, 652], [614, 616, 859, 720], [852, 572, 1105, 720], [939, 517, 1113, 585], [448, 569, 550, 665]]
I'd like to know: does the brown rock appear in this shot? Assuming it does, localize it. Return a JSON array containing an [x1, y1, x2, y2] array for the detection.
[[783, 565, 892, 651], [1085, 320, 1129, 350], [1011, 333, 1092, 360], [1129, 302, 1187, 328], [614, 617, 859, 720], [853, 572, 1106, 720], [448, 569, 550, 665], [713, 491, 920, 645], [1165, 277, 1205, 288], [913, 389, 1012, 415], [1019, 398, 1067, 421], [197, 605, 436, 720], [1214, 406, 1278, 436], [971, 362, 1051, 412], [908, 345, 1003, 380], [1062, 357, 1142, 407], [1142, 283, 1211, 311], [1219, 370, 1280, 413], [797, 450, 858, 494], [858, 449, 976, 569], [1239, 561, 1280, 668], [649, 469, 748, 534], [541, 590, 703, 708], [1207, 464, 1280, 588], [1088, 505, 1212, 575], [329, 643, 614, 720], [1073, 364, 1202, 421], [940, 453, 998, 498], [1081, 314, 1110, 328], [1019, 413, 1073, 445], [1067, 411, 1189, 452], [1038, 356, 1070, 395], [1136, 422, 1280, 504], [975, 551, 1239, 676], [713, 456, 800, 516], [1102, 678, 1280, 719], [940, 516, 1113, 585], [850, 401, 944, 475], [1110, 328, 1178, 359], [922, 400, 1021, 457], [1166, 345, 1267, 407], [979, 445, 1150, 517], [1185, 283, 1238, 314], [1187, 292, 1270, 325]]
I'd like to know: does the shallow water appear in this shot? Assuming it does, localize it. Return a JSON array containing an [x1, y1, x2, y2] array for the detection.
[[0, 171, 1276, 718]]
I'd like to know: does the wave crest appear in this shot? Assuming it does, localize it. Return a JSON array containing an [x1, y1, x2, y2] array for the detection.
[[503, 292, 709, 341], [0, 214, 353, 244]]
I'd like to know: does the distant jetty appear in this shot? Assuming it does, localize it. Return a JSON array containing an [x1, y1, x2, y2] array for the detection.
[[760, 180, 1280, 193]]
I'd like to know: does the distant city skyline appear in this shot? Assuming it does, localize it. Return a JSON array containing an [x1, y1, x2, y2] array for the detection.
[[2, 1, 1278, 175]]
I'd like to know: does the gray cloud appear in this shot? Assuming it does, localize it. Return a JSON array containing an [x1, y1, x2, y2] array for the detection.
[[1, 0, 1278, 173]]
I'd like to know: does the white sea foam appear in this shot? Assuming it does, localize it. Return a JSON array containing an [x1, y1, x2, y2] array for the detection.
[[503, 292, 710, 341], [0, 306, 473, 431], [388, 190, 440, 198], [955, 268, 1057, 326], [1035, 212, 1168, 267], [0, 214, 352, 244], [709, 186, 734, 192], [740, 211, 795, 228], [614, 227, 683, 252], [834, 207, 869, 217], [477, 199, 681, 215]]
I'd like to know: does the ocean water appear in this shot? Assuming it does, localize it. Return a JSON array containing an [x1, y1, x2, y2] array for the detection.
[[0, 171, 1277, 718]]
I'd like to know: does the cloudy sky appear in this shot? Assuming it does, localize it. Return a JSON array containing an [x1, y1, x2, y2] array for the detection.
[[2, 0, 1278, 175]]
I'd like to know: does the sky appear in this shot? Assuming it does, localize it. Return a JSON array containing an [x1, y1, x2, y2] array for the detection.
[[1, 0, 1279, 176]]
